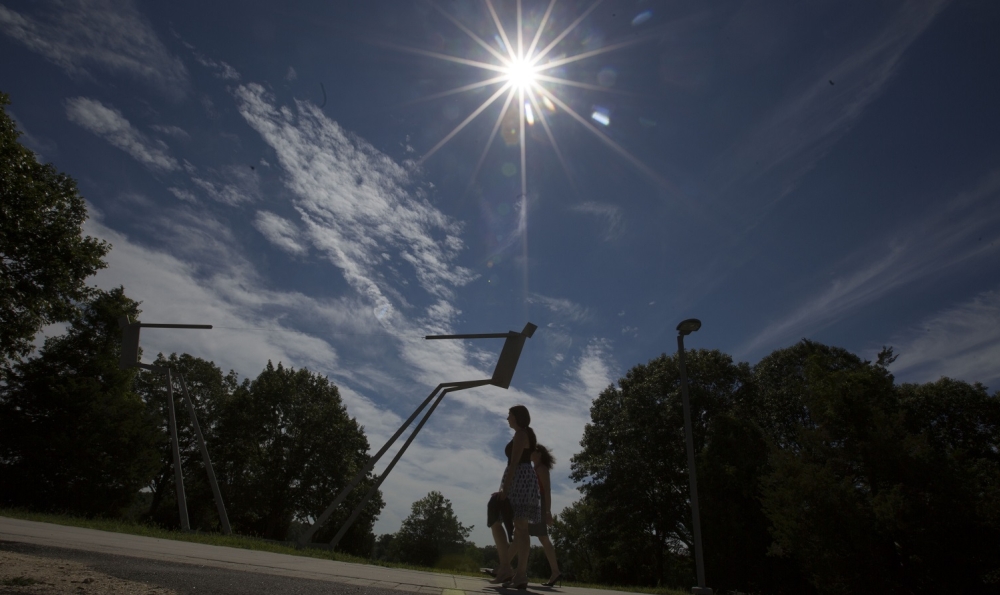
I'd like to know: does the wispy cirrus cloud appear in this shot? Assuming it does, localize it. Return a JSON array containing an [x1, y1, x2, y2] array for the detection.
[[717, 0, 950, 215], [234, 83, 476, 310], [191, 166, 259, 206], [193, 53, 240, 81], [0, 0, 189, 99], [65, 97, 178, 171], [150, 124, 190, 140], [570, 201, 625, 241], [253, 211, 308, 256], [528, 293, 593, 324], [740, 169, 1000, 357], [886, 288, 1000, 388]]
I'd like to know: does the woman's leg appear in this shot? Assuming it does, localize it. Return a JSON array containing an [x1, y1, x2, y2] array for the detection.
[[513, 518, 530, 582], [537, 534, 561, 581], [504, 535, 518, 568], [490, 522, 513, 580]]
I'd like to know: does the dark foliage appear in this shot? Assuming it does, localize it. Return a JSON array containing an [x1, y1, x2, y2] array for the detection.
[[559, 339, 999, 594], [219, 361, 382, 553], [0, 92, 109, 373], [379, 491, 473, 568], [0, 288, 160, 516], [566, 349, 748, 588]]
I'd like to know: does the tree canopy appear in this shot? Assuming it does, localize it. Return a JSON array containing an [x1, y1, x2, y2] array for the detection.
[[557, 340, 1000, 594], [0, 287, 160, 516], [0, 92, 109, 373], [377, 491, 473, 568], [565, 348, 748, 587]]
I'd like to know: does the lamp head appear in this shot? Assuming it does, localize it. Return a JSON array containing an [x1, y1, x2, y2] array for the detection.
[[677, 318, 702, 336]]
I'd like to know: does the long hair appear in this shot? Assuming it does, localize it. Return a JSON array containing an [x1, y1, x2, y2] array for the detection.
[[534, 443, 555, 470], [509, 405, 536, 451]]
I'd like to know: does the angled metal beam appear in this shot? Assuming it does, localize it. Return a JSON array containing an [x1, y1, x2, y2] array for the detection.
[[117, 316, 214, 533], [426, 332, 512, 339], [165, 369, 190, 531], [178, 374, 232, 535], [299, 323, 537, 549], [298, 381, 458, 546], [328, 379, 491, 549]]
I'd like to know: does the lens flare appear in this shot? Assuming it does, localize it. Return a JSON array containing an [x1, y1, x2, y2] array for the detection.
[[591, 106, 610, 126], [410, 0, 673, 196]]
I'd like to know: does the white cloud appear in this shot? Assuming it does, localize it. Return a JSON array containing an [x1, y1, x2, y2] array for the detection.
[[233, 83, 476, 304], [716, 0, 949, 216], [167, 187, 197, 203], [0, 0, 189, 99], [528, 293, 592, 323], [886, 288, 1000, 388], [740, 169, 1000, 357], [286, 66, 297, 82], [65, 97, 178, 171], [194, 53, 240, 81], [190, 165, 260, 206], [150, 124, 190, 140], [570, 201, 624, 241], [254, 211, 308, 255]]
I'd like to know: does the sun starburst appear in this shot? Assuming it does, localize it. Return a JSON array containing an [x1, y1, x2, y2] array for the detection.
[[386, 0, 666, 198], [382, 0, 669, 302]]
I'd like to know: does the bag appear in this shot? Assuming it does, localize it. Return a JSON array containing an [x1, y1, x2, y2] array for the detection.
[[487, 491, 514, 542]]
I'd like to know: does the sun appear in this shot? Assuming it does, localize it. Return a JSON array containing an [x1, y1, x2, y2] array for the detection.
[[504, 58, 537, 90], [384, 0, 669, 198]]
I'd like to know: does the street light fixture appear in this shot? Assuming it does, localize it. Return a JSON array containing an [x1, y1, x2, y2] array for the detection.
[[676, 318, 712, 595]]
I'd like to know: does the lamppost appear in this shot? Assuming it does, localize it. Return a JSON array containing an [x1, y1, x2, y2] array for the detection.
[[677, 318, 712, 595]]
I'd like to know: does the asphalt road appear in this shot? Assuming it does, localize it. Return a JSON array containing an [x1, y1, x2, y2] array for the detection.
[[1, 540, 413, 595]]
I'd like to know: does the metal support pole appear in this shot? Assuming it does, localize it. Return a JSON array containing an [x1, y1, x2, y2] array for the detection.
[[298, 382, 457, 546], [299, 323, 535, 549], [178, 374, 232, 535], [165, 369, 190, 531], [677, 335, 711, 595], [330, 382, 482, 548]]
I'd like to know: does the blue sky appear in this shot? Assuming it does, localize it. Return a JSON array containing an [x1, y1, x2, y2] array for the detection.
[[3, 0, 999, 545]]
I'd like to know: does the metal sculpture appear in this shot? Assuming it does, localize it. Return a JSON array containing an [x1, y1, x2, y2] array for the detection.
[[118, 316, 231, 534], [299, 322, 538, 549]]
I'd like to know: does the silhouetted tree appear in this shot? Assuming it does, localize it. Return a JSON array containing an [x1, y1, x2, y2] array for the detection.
[[568, 349, 748, 588], [391, 491, 472, 567], [0, 92, 109, 374], [0, 288, 160, 516], [213, 361, 383, 554]]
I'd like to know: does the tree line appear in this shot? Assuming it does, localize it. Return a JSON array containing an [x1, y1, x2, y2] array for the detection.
[[3, 90, 999, 593], [552, 344, 1000, 594]]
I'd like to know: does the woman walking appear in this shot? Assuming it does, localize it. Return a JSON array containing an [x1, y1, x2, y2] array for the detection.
[[500, 444, 562, 586], [489, 405, 540, 589]]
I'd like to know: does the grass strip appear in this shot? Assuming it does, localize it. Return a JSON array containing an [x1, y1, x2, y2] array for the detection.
[[1, 509, 687, 595]]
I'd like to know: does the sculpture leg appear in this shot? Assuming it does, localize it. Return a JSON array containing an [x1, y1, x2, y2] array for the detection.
[[165, 369, 190, 531], [178, 374, 232, 535], [328, 379, 491, 549], [299, 382, 463, 546]]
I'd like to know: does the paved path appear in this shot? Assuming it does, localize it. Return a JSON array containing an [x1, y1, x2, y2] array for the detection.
[[1, 517, 619, 595]]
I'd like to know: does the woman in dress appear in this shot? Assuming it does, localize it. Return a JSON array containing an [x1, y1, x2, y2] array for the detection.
[[500, 444, 562, 586], [489, 405, 540, 589]]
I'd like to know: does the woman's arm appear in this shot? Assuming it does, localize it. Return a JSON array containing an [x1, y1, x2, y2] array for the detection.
[[536, 465, 553, 523], [503, 431, 528, 493]]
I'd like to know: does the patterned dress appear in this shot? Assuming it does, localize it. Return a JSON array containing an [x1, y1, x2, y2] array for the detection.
[[502, 435, 541, 523]]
